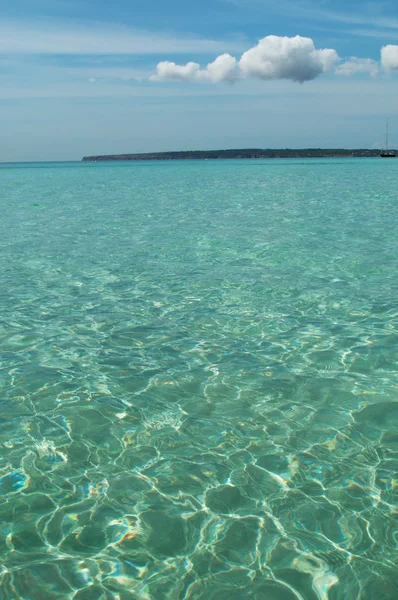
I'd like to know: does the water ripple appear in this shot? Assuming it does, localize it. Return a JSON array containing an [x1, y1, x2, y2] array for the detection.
[[0, 159, 397, 598]]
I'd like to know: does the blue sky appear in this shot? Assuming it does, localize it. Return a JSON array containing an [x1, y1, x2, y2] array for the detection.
[[1, 0, 398, 160]]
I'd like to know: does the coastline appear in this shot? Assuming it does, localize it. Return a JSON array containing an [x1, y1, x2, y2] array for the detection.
[[82, 149, 381, 162]]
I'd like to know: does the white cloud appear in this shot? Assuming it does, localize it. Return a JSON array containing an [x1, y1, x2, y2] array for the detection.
[[152, 61, 204, 82], [152, 35, 339, 84], [0, 19, 243, 55], [381, 45, 398, 71], [207, 53, 239, 83], [317, 48, 341, 72], [151, 54, 238, 83], [239, 36, 339, 82], [336, 57, 379, 76]]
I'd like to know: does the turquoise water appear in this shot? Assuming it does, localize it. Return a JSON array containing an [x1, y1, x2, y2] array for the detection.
[[0, 158, 397, 599]]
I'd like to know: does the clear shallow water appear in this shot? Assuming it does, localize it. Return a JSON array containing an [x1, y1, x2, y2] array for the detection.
[[0, 158, 397, 599]]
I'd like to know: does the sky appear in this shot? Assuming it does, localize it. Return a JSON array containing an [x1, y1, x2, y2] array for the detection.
[[2, 0, 398, 161]]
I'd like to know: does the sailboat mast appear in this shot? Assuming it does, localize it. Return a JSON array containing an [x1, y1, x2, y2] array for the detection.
[[380, 118, 396, 156]]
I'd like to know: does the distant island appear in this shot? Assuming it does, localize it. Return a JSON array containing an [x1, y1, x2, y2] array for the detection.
[[82, 149, 381, 162]]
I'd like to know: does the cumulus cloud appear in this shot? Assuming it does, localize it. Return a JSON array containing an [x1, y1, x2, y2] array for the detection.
[[152, 35, 339, 84], [151, 35, 398, 85], [381, 45, 398, 72], [207, 53, 238, 83], [151, 53, 238, 83], [152, 61, 203, 82], [336, 57, 379, 77], [239, 36, 338, 82], [317, 49, 341, 73]]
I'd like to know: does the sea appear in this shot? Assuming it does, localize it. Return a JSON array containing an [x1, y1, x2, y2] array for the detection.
[[0, 158, 397, 599]]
